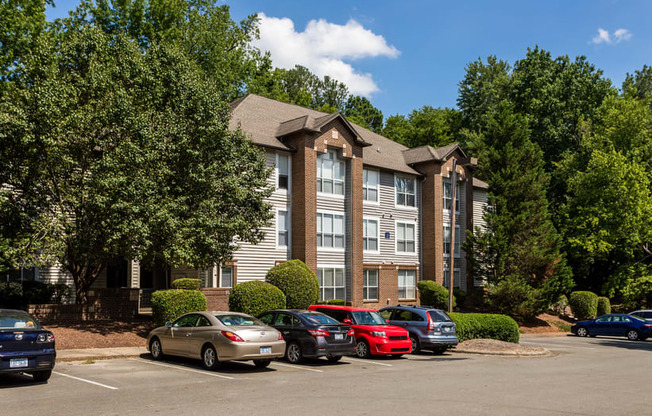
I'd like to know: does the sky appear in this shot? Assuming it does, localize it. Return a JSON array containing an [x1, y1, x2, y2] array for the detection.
[[45, 0, 652, 117]]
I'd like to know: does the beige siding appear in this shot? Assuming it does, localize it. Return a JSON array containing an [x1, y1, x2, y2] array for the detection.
[[471, 187, 489, 287], [442, 178, 467, 291]]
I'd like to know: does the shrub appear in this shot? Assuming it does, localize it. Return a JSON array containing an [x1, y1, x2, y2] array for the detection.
[[327, 299, 346, 306], [22, 281, 53, 304], [171, 278, 201, 290], [569, 291, 598, 320], [151, 289, 207, 326], [0, 282, 24, 309], [453, 289, 467, 306], [229, 281, 286, 317], [49, 283, 72, 304], [417, 280, 454, 309], [449, 312, 520, 343], [597, 297, 611, 316], [550, 294, 569, 316], [487, 275, 548, 320], [265, 259, 319, 309]]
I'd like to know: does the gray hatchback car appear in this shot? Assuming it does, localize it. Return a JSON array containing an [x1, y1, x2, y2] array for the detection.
[[379, 306, 458, 354]]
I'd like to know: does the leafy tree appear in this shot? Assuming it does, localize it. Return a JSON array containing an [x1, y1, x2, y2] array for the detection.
[[343, 95, 384, 132], [465, 103, 573, 318], [0, 28, 273, 302], [383, 106, 461, 148], [623, 65, 652, 103]]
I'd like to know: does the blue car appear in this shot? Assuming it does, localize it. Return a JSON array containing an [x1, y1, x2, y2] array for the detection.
[[0, 309, 56, 382], [571, 313, 651, 341]]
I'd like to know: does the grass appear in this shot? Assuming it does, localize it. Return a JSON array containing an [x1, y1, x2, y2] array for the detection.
[[551, 321, 571, 333], [81, 359, 95, 365]]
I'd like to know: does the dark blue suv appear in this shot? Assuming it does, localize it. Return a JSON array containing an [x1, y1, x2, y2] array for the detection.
[[379, 306, 458, 354]]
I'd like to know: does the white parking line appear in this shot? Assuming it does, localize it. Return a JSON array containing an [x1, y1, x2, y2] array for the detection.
[[344, 357, 393, 367], [271, 362, 323, 373], [131, 359, 234, 380], [53, 371, 118, 390]]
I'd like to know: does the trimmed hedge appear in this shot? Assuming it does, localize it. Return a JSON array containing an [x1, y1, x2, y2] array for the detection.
[[229, 281, 286, 317], [151, 289, 207, 326], [449, 312, 520, 343], [417, 280, 455, 310], [316, 299, 346, 305], [597, 296, 611, 316], [265, 259, 319, 309], [0, 281, 72, 309], [171, 278, 201, 290], [569, 291, 598, 320]]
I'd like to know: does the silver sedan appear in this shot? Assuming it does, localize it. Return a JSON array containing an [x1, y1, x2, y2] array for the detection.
[[147, 311, 286, 369]]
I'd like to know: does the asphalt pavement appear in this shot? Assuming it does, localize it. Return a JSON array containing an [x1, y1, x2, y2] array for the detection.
[[1, 335, 650, 416]]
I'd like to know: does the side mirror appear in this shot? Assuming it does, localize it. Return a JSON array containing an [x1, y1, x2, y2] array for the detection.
[[165, 322, 171, 327], [343, 318, 352, 324]]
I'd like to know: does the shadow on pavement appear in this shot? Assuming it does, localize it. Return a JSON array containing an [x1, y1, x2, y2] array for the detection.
[[137, 353, 279, 374], [0, 372, 48, 389]]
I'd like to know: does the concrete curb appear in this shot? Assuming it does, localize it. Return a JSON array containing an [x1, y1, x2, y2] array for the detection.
[[450, 347, 550, 357], [56, 347, 148, 363]]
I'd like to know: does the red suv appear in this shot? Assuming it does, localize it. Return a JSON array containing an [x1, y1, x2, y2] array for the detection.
[[308, 305, 412, 358]]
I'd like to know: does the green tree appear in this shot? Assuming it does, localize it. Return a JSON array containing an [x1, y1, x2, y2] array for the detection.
[[0, 28, 273, 302], [383, 106, 461, 148], [343, 96, 384, 132], [623, 65, 652, 103], [465, 103, 573, 318]]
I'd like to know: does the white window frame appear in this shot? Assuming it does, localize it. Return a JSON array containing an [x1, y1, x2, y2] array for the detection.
[[443, 176, 461, 213], [443, 267, 461, 289], [220, 265, 233, 289], [317, 265, 346, 301], [276, 208, 290, 250], [363, 217, 380, 254], [395, 221, 417, 255], [317, 150, 345, 198], [363, 269, 379, 301], [398, 269, 417, 300], [394, 174, 417, 209], [363, 168, 380, 205], [317, 210, 346, 252], [443, 224, 461, 258], [275, 153, 291, 193]]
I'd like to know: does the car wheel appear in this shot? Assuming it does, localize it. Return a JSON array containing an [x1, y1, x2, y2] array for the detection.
[[150, 337, 163, 360], [626, 329, 640, 341], [286, 342, 303, 364], [253, 359, 271, 368], [32, 370, 51, 382], [327, 355, 342, 362], [409, 334, 421, 354], [202, 344, 220, 370], [432, 347, 447, 355], [355, 340, 371, 359], [576, 327, 588, 337]]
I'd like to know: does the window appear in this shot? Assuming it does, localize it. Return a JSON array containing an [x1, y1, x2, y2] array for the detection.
[[363, 269, 379, 300], [395, 175, 416, 207], [443, 225, 461, 257], [173, 314, 197, 327], [379, 309, 393, 320], [363, 169, 379, 202], [443, 177, 461, 212], [396, 222, 416, 253], [363, 219, 379, 252], [277, 210, 289, 248], [221, 266, 233, 288], [258, 313, 274, 325], [317, 212, 345, 249], [277, 154, 289, 190], [317, 268, 345, 301], [398, 270, 416, 299], [443, 268, 461, 288], [317, 150, 345, 195], [196, 316, 212, 327]]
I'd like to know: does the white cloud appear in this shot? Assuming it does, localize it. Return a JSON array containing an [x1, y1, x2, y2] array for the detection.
[[591, 28, 632, 45], [253, 13, 400, 96]]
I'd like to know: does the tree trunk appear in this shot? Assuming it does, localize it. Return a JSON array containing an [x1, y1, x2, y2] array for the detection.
[[68, 262, 105, 304]]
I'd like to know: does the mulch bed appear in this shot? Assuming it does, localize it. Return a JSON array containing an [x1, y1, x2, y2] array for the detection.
[[518, 313, 573, 334], [45, 319, 154, 350], [456, 339, 548, 355]]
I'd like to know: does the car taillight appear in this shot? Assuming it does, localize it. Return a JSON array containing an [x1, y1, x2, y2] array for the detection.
[[278, 332, 284, 340], [308, 329, 329, 337], [221, 331, 245, 342], [347, 329, 355, 336], [427, 314, 435, 331], [37, 333, 55, 343]]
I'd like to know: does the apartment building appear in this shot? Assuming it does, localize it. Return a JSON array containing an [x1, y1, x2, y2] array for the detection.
[[12, 94, 488, 307]]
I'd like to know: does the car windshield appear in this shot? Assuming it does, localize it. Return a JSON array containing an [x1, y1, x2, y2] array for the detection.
[[0, 312, 40, 330], [351, 311, 387, 326], [216, 314, 263, 326], [299, 313, 339, 325], [428, 310, 452, 322]]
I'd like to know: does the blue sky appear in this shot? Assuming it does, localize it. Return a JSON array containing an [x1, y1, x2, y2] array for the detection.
[[46, 0, 652, 117]]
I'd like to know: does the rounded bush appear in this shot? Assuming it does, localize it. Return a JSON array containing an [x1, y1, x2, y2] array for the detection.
[[550, 294, 569, 316], [151, 289, 207, 326], [569, 291, 598, 320], [453, 289, 467, 306], [229, 281, 286, 317], [171, 278, 201, 290], [597, 296, 611, 316], [327, 299, 346, 306], [449, 312, 520, 343], [417, 280, 455, 310], [265, 260, 319, 309]]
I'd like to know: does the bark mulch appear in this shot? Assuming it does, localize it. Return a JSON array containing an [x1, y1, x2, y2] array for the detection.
[[45, 319, 154, 350], [518, 313, 573, 335], [456, 339, 548, 356]]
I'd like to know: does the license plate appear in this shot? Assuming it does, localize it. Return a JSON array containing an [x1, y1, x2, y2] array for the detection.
[[10, 358, 28, 368], [260, 347, 272, 354], [334, 334, 344, 340]]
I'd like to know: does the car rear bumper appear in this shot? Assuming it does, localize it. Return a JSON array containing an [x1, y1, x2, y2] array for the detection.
[[421, 335, 459, 348], [218, 340, 285, 362], [0, 349, 56, 373], [304, 338, 356, 358]]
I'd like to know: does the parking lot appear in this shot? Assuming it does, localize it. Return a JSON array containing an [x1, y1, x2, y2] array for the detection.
[[1, 335, 650, 416]]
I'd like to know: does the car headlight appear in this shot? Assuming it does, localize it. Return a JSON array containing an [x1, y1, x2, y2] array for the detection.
[[371, 331, 387, 338]]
